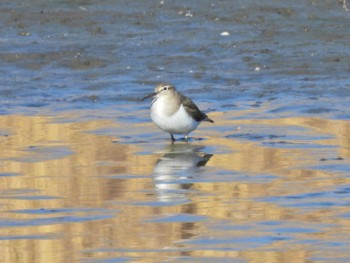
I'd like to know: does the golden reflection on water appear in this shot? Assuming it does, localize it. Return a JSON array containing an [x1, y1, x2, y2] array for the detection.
[[0, 113, 350, 262]]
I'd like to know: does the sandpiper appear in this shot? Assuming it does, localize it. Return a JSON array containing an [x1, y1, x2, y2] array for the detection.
[[142, 83, 213, 141]]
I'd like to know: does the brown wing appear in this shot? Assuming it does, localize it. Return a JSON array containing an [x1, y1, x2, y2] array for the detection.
[[180, 94, 214, 123]]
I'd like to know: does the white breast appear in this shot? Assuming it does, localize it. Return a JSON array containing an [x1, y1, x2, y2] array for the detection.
[[151, 98, 199, 135]]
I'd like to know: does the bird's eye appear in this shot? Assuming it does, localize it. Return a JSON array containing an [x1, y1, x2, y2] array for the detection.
[[163, 86, 168, 90]]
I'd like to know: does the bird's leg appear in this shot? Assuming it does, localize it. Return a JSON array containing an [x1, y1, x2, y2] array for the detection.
[[185, 134, 189, 142], [171, 134, 175, 141]]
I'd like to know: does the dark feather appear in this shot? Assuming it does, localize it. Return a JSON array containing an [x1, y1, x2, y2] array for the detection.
[[180, 94, 214, 123]]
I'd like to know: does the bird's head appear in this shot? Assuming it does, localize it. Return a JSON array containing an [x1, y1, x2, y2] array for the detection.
[[142, 83, 176, 101]]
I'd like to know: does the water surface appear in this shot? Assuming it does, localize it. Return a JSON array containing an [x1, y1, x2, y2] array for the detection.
[[1, 1, 350, 262]]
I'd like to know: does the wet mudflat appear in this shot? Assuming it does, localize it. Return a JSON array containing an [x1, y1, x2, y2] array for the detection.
[[1, 1, 350, 263], [1, 112, 350, 263]]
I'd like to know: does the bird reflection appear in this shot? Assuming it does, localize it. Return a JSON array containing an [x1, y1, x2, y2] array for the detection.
[[152, 143, 213, 202]]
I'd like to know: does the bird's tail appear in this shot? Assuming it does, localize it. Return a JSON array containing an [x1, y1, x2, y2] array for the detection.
[[203, 116, 214, 123]]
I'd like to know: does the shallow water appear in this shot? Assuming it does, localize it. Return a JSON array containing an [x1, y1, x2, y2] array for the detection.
[[1, 113, 350, 263], [1, 1, 350, 263]]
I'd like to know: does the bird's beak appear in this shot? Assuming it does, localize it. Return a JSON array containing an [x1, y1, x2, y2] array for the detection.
[[141, 92, 157, 101]]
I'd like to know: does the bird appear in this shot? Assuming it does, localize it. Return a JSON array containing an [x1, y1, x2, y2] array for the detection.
[[142, 83, 213, 141]]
